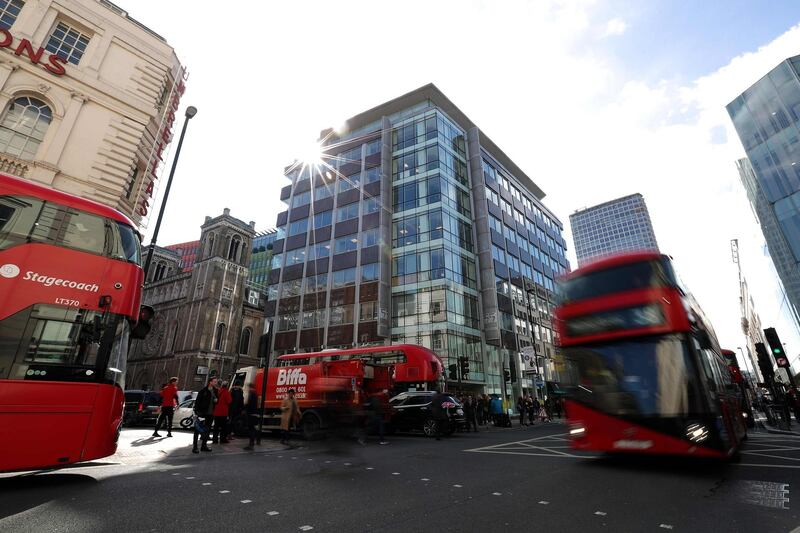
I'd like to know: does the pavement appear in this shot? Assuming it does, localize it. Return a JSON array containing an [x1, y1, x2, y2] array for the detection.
[[2, 421, 800, 532]]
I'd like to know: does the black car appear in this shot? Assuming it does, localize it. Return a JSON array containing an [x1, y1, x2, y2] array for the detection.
[[389, 391, 466, 437], [123, 390, 162, 426]]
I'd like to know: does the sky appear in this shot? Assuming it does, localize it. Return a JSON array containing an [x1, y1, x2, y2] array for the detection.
[[121, 0, 800, 371]]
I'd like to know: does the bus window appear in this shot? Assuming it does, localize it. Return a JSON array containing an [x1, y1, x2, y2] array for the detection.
[[0, 195, 44, 250]]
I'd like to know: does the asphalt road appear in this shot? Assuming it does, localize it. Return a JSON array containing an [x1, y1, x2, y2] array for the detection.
[[2, 422, 800, 532]]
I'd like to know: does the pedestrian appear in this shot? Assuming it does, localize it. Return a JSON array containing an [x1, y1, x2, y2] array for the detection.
[[430, 388, 450, 440], [192, 376, 218, 453], [517, 396, 527, 426], [527, 396, 536, 425], [544, 396, 554, 421], [229, 383, 244, 438], [489, 394, 503, 426], [553, 396, 563, 419], [464, 395, 478, 432], [482, 394, 491, 425], [153, 377, 179, 437], [280, 388, 301, 446], [476, 395, 486, 425], [362, 391, 388, 445], [212, 380, 232, 444], [243, 383, 259, 451]]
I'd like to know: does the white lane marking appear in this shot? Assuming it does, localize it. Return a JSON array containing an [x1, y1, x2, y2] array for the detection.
[[278, 456, 283, 458], [366, 467, 374, 470], [325, 460, 331, 464], [659, 525, 674, 530], [202, 483, 212, 486], [219, 490, 230, 494], [492, 492, 502, 496], [292, 457, 297, 460], [344, 462, 352, 466], [421, 478, 430, 481], [595, 511, 607, 516], [453, 484, 463, 488], [307, 458, 313, 461], [171, 473, 180, 476], [185, 477, 195, 480], [299, 526, 314, 531], [539, 501, 549, 505], [737, 463, 800, 469], [241, 500, 252, 504], [267, 511, 280, 516], [392, 472, 400, 475]]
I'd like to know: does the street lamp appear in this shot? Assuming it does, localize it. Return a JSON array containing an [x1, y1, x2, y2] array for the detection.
[[143, 105, 198, 279]]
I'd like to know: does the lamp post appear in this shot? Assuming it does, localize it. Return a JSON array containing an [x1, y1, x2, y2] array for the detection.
[[143, 106, 198, 279]]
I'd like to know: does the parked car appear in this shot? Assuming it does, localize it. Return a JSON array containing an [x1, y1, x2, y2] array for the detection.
[[388, 391, 466, 437], [173, 398, 196, 430], [123, 390, 162, 426]]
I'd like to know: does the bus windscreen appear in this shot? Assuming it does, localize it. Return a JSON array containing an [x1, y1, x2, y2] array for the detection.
[[559, 259, 677, 304]]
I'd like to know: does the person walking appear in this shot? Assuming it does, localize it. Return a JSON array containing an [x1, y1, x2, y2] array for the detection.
[[362, 391, 389, 445], [229, 384, 244, 439], [212, 380, 232, 444], [280, 389, 301, 446], [243, 383, 259, 451], [517, 396, 528, 427], [430, 389, 450, 440], [476, 395, 486, 426], [482, 394, 491, 426], [489, 394, 502, 426], [526, 395, 536, 425], [193, 377, 218, 453], [153, 377, 179, 437], [464, 395, 478, 432]]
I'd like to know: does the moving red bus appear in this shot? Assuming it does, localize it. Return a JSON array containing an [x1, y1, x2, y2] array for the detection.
[[233, 344, 443, 437], [721, 348, 755, 428], [556, 252, 747, 459], [0, 173, 150, 472]]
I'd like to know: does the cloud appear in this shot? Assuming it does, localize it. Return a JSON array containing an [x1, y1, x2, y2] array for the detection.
[[602, 17, 627, 37]]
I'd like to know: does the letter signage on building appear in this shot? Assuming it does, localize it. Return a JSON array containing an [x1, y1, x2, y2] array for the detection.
[[136, 68, 187, 221], [0, 29, 67, 75]]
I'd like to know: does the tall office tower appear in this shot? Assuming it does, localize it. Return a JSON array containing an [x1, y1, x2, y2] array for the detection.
[[265, 84, 570, 397], [569, 193, 660, 267], [728, 57, 800, 325]]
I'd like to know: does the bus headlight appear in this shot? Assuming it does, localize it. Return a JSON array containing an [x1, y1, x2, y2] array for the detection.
[[686, 423, 709, 443]]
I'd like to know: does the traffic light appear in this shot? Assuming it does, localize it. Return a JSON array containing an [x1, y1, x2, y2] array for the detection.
[[459, 356, 469, 379], [504, 369, 511, 382], [448, 364, 458, 380], [764, 327, 790, 368], [755, 342, 775, 381]]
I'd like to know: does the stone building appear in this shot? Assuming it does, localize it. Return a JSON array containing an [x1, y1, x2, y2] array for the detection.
[[127, 208, 264, 390], [0, 0, 184, 227]]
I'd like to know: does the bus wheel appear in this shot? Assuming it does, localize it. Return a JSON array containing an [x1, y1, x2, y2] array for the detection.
[[423, 418, 437, 437], [302, 414, 322, 440]]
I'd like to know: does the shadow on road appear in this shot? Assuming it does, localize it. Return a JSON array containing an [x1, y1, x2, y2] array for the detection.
[[0, 473, 97, 519], [583, 452, 732, 477]]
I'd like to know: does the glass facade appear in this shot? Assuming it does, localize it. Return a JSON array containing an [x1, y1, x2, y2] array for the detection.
[[249, 230, 277, 286], [728, 58, 800, 322]]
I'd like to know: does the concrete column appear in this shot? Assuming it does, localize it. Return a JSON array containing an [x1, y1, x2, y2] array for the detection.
[[377, 116, 392, 341], [41, 92, 86, 166]]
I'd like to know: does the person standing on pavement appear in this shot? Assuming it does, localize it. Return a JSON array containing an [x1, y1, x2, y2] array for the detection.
[[229, 384, 244, 438], [362, 391, 389, 445], [476, 395, 486, 426], [153, 377, 179, 437], [280, 389, 301, 446], [243, 383, 259, 451], [526, 395, 536, 425], [212, 380, 232, 444], [193, 376, 218, 453], [517, 396, 528, 427]]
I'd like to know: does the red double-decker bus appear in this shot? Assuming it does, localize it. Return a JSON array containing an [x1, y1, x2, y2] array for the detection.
[[0, 173, 150, 472], [556, 252, 747, 459]]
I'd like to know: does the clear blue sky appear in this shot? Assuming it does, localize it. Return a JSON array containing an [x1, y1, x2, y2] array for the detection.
[[594, 1, 800, 83]]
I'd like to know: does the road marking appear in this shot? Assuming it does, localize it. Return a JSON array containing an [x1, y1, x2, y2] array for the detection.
[[493, 492, 502, 496], [733, 480, 789, 510], [171, 473, 180, 476], [292, 457, 297, 460], [453, 484, 463, 488], [392, 472, 400, 475], [267, 511, 279, 516], [240, 499, 252, 504], [659, 525, 674, 530], [299, 526, 314, 531], [595, 511, 607, 516], [202, 483, 212, 486], [185, 476, 195, 479], [539, 501, 549, 505], [325, 460, 331, 464], [366, 467, 374, 470], [421, 478, 430, 481], [219, 490, 230, 494], [307, 458, 313, 461], [344, 462, 352, 466]]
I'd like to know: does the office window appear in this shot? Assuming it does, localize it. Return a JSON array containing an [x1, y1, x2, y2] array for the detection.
[[364, 195, 381, 214], [314, 182, 333, 200], [334, 234, 359, 254], [362, 227, 380, 247], [508, 254, 520, 273], [485, 186, 499, 205], [0, 96, 51, 160], [363, 166, 380, 184], [488, 214, 502, 234], [360, 301, 378, 321], [291, 191, 311, 208], [0, 0, 23, 30], [504, 225, 517, 245], [308, 242, 330, 260], [361, 262, 379, 282], [338, 172, 361, 193], [288, 218, 308, 236], [365, 139, 381, 156], [285, 247, 306, 266], [336, 202, 359, 222], [313, 210, 332, 228], [501, 199, 512, 216], [45, 21, 90, 65], [332, 267, 356, 288], [491, 244, 506, 264]]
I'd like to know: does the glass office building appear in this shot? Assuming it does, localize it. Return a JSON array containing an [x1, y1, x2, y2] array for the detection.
[[265, 84, 569, 396], [569, 193, 659, 267], [249, 229, 278, 287], [727, 56, 800, 324]]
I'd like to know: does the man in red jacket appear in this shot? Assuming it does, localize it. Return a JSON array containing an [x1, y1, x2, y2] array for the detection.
[[212, 380, 232, 444], [153, 377, 179, 437]]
